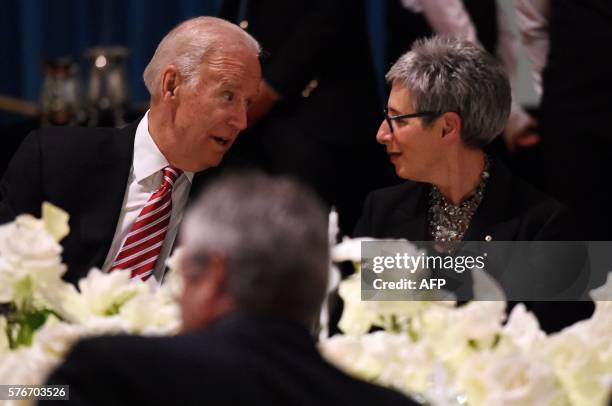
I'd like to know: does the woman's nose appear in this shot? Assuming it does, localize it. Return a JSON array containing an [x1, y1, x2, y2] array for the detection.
[[376, 119, 392, 144]]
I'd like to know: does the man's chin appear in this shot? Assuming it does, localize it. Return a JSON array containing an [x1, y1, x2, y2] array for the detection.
[[196, 156, 224, 172]]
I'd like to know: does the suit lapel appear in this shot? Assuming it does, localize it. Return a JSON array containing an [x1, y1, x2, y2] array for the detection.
[[463, 158, 519, 241], [79, 122, 138, 269], [394, 182, 429, 241], [188, 166, 221, 204]]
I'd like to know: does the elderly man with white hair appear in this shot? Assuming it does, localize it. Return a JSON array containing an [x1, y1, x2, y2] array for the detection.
[[0, 17, 262, 284]]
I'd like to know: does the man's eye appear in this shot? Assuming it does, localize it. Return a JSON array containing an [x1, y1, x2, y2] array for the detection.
[[223, 91, 235, 102]]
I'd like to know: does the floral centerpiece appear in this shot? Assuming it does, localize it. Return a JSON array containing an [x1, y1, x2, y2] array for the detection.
[[0, 204, 181, 389], [0, 205, 610, 406], [319, 237, 612, 406]]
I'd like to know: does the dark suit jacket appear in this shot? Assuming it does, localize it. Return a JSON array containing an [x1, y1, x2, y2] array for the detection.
[[44, 313, 417, 406], [218, 0, 390, 233], [0, 123, 209, 284], [219, 0, 380, 149], [354, 157, 579, 242], [353, 158, 594, 332], [386, 0, 498, 68]]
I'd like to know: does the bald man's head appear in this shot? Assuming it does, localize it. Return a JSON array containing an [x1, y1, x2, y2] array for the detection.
[[143, 16, 260, 99]]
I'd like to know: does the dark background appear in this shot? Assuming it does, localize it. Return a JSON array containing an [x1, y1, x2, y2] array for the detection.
[[0, 0, 390, 126]]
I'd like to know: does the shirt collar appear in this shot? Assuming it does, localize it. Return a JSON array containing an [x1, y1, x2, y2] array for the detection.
[[133, 111, 194, 183]]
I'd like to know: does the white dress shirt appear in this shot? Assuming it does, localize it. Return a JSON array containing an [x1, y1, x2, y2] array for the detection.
[[101, 111, 194, 281], [513, 0, 550, 95]]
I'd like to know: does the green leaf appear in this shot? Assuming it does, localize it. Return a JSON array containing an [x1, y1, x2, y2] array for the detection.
[[7, 308, 56, 349]]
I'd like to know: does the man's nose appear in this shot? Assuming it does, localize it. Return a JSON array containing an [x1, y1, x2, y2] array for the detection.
[[229, 104, 248, 131]]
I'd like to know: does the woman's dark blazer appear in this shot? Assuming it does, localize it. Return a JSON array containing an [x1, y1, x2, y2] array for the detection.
[[353, 157, 594, 332]]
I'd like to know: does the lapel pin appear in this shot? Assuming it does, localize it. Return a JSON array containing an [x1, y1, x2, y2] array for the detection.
[[485, 235, 492, 242]]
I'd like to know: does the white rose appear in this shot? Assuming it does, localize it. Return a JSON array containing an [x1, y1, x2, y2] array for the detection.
[[319, 334, 366, 376], [32, 316, 87, 359], [455, 350, 567, 406], [586, 301, 612, 349], [414, 301, 505, 372], [541, 331, 611, 406], [0, 345, 59, 387], [80, 315, 132, 334], [61, 268, 148, 323], [421, 301, 506, 343], [370, 300, 444, 334], [118, 290, 181, 335], [31, 315, 131, 362], [448, 301, 506, 345], [332, 237, 372, 263], [0, 214, 63, 270], [337, 272, 384, 335], [502, 303, 546, 352], [373, 334, 435, 395], [0, 214, 69, 310], [320, 331, 436, 395], [337, 268, 452, 336]]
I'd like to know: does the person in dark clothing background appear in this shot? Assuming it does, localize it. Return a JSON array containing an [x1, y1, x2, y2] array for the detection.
[[385, 0, 540, 154], [516, 0, 612, 242], [218, 0, 391, 233], [514, 0, 612, 294]]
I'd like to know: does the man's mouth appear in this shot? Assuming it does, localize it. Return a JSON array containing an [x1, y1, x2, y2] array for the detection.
[[212, 136, 231, 147]]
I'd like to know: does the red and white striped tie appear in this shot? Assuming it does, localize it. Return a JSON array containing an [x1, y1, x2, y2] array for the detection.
[[111, 166, 182, 281]]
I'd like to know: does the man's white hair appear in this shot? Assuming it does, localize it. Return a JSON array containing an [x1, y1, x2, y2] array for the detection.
[[143, 16, 260, 96], [181, 173, 330, 326]]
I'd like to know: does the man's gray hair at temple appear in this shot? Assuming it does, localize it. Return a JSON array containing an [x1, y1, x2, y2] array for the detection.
[[386, 36, 511, 148], [180, 173, 330, 326]]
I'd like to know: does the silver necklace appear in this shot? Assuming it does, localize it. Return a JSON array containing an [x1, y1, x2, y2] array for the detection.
[[428, 156, 490, 253]]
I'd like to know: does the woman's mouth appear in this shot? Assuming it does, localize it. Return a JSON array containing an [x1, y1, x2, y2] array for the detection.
[[388, 152, 401, 163]]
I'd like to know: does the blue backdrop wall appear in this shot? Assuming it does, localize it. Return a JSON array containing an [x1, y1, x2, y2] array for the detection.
[[0, 0, 386, 125], [0, 0, 223, 125]]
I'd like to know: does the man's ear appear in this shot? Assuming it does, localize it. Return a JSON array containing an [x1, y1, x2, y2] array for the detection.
[[186, 253, 227, 301], [160, 65, 181, 101], [203, 253, 227, 299], [441, 111, 461, 140], [180, 252, 231, 330]]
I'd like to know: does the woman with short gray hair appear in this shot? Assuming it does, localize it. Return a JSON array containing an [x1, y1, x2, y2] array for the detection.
[[357, 37, 543, 250], [354, 37, 590, 332], [385, 36, 511, 149]]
